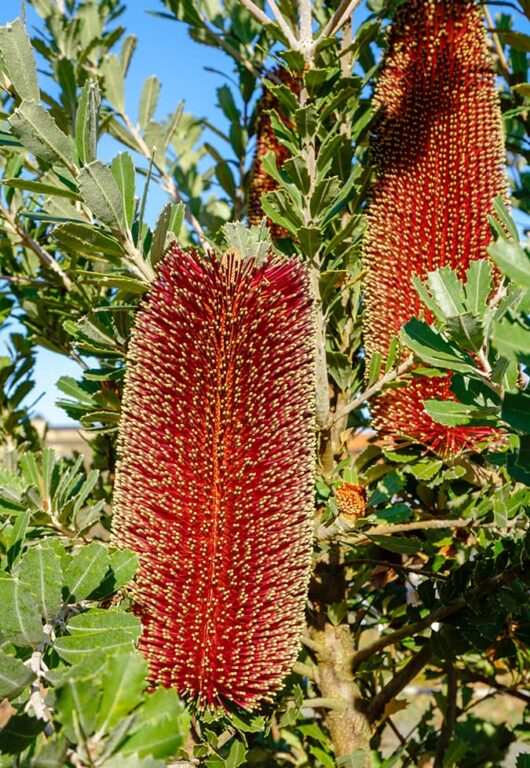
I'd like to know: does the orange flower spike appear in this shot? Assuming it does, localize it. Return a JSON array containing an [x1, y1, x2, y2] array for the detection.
[[363, 0, 507, 455], [112, 245, 315, 710]]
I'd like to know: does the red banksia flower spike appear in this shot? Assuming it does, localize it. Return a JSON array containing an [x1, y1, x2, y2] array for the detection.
[[248, 69, 298, 239], [363, 0, 507, 456], [112, 244, 315, 710]]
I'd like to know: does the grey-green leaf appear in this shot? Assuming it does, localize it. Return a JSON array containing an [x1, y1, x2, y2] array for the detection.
[[9, 101, 76, 169], [0, 575, 44, 647], [0, 651, 35, 699], [0, 19, 39, 102], [63, 542, 110, 601], [79, 161, 126, 231], [111, 152, 136, 229], [101, 54, 125, 113], [96, 652, 147, 734], [138, 75, 161, 131], [76, 79, 100, 165], [17, 541, 63, 620]]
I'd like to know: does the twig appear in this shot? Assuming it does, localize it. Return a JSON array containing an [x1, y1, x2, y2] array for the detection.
[[293, 661, 319, 681], [330, 355, 415, 426], [199, 20, 264, 81], [238, 0, 273, 28], [367, 643, 433, 723], [121, 113, 209, 251], [0, 203, 73, 290], [25, 631, 54, 736], [318, 516, 470, 543], [457, 668, 530, 706], [266, 0, 300, 48], [434, 666, 457, 768], [317, 0, 363, 42], [299, 0, 313, 46], [351, 564, 525, 670]]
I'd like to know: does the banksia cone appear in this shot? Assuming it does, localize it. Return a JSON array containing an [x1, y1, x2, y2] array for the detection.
[[112, 244, 315, 709], [248, 70, 297, 239], [363, 0, 506, 455]]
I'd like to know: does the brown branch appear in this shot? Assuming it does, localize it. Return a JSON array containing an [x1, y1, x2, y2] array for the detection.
[[0, 203, 73, 290], [330, 355, 415, 426], [457, 668, 530, 706], [351, 564, 525, 671], [318, 516, 470, 543], [368, 643, 433, 724]]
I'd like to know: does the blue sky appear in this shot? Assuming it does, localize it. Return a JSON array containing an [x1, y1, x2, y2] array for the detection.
[[1, 0, 232, 425]]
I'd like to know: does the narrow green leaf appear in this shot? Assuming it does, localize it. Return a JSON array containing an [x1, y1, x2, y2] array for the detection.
[[55, 675, 100, 743], [9, 101, 75, 169], [401, 318, 476, 373], [2, 177, 78, 199], [465, 259, 493, 315], [150, 202, 171, 266], [120, 688, 189, 758], [138, 75, 161, 131], [17, 541, 63, 620], [111, 152, 136, 229], [0, 575, 44, 647], [76, 79, 99, 165], [298, 226, 322, 259], [368, 535, 422, 555], [101, 54, 125, 112], [79, 161, 125, 231], [0, 19, 39, 102]]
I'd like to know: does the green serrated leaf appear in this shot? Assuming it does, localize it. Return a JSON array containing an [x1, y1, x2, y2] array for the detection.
[[79, 161, 126, 231], [9, 101, 75, 169], [101, 54, 125, 112], [54, 222, 124, 260], [139, 75, 161, 131], [465, 259, 493, 315], [76, 79, 100, 165], [0, 19, 39, 102], [111, 152, 136, 229], [120, 687, 189, 758], [489, 240, 530, 287], [17, 541, 63, 620], [96, 652, 147, 734], [0, 651, 35, 699], [63, 542, 110, 602], [0, 575, 44, 647], [402, 318, 476, 373]]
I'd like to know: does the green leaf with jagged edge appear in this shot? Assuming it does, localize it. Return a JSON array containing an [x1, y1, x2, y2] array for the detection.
[[55, 674, 101, 744], [465, 259, 493, 315], [96, 652, 147, 733], [423, 399, 499, 427], [101, 53, 125, 112], [53, 221, 124, 261], [54, 610, 141, 664], [9, 101, 76, 169], [79, 161, 126, 231], [119, 687, 189, 759], [63, 542, 110, 602], [489, 240, 530, 287], [138, 75, 161, 131], [76, 79, 100, 165], [0, 651, 35, 699], [222, 221, 271, 263], [0, 19, 40, 102], [150, 202, 172, 266], [111, 152, 136, 229], [90, 549, 139, 600], [492, 317, 530, 362], [0, 575, 44, 647], [401, 317, 477, 373], [16, 541, 63, 620]]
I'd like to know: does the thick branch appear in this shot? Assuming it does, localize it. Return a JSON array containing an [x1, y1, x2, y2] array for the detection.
[[367, 643, 433, 724], [351, 565, 525, 671], [330, 355, 414, 426]]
